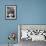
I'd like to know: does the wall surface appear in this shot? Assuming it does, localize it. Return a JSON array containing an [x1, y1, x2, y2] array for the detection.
[[0, 0, 46, 45]]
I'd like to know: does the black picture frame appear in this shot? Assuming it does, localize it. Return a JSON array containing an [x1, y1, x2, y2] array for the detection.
[[5, 5, 16, 20]]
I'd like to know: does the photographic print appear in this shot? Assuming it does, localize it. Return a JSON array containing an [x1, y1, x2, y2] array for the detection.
[[18, 24, 46, 46], [18, 24, 46, 41], [5, 5, 16, 20]]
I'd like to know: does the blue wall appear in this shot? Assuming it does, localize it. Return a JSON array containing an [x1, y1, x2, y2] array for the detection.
[[0, 0, 46, 44]]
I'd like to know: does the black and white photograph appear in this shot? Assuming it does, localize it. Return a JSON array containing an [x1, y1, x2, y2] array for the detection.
[[18, 25, 46, 46], [5, 5, 16, 20]]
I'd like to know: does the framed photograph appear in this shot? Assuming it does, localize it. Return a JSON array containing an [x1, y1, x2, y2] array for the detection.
[[18, 24, 46, 43], [5, 5, 16, 20]]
